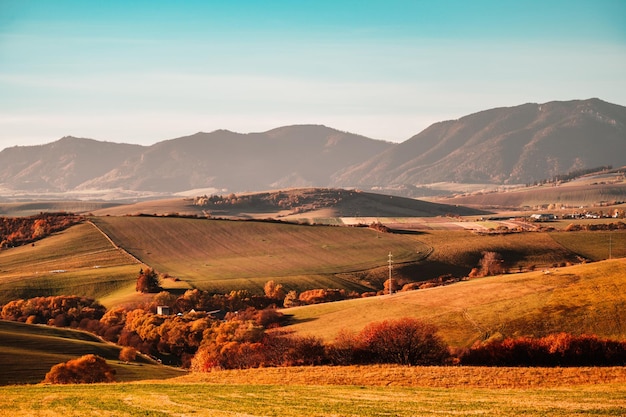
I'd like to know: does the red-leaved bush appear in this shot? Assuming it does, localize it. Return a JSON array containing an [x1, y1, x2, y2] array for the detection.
[[328, 317, 451, 366], [43, 354, 115, 384], [460, 333, 626, 366]]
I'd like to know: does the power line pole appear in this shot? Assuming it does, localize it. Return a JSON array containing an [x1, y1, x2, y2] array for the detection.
[[388, 251, 393, 295]]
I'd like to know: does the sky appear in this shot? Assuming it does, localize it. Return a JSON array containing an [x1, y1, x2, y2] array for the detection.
[[1, 0, 625, 150]]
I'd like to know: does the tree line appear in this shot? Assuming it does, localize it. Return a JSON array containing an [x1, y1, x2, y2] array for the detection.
[[3, 291, 626, 379], [0, 213, 83, 248]]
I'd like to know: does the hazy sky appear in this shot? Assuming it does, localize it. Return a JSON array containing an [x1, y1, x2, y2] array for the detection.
[[1, 0, 625, 149]]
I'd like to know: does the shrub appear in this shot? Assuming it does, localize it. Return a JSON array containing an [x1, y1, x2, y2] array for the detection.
[[264, 280, 286, 301], [136, 268, 161, 293], [460, 333, 626, 366], [469, 251, 505, 278], [354, 318, 450, 365], [119, 347, 138, 363], [43, 354, 115, 384], [0, 295, 106, 325]]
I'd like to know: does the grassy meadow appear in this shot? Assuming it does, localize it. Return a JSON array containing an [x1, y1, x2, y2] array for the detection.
[[409, 229, 584, 276], [0, 222, 143, 304], [1, 366, 625, 417], [0, 201, 119, 217], [282, 258, 626, 347], [90, 216, 430, 293], [0, 320, 185, 385], [1, 208, 626, 415], [551, 230, 626, 261], [1, 214, 624, 307]]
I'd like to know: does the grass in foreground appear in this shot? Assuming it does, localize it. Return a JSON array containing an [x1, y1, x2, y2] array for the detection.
[[1, 366, 625, 417]]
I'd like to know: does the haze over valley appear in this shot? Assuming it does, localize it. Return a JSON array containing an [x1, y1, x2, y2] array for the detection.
[[1, 98, 624, 202]]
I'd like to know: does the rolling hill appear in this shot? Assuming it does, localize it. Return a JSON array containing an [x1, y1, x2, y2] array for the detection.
[[281, 258, 626, 348], [428, 171, 626, 210], [90, 216, 430, 294], [4, 211, 623, 307], [91, 188, 487, 219], [0, 320, 184, 385], [0, 222, 143, 304]]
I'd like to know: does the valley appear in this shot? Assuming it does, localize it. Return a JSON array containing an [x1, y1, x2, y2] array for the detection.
[[0, 99, 624, 415]]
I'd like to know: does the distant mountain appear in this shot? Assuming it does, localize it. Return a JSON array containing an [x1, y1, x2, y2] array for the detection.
[[0, 99, 624, 198], [0, 125, 392, 195], [332, 98, 626, 187], [78, 125, 392, 193], [0, 137, 144, 192]]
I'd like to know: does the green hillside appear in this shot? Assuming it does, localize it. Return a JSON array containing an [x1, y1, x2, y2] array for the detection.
[[282, 258, 626, 348], [0, 222, 142, 304], [1, 215, 623, 308], [0, 320, 185, 385], [91, 216, 430, 293]]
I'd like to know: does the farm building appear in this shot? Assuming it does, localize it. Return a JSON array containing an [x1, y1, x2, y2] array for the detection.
[[156, 305, 170, 315], [530, 213, 556, 222]]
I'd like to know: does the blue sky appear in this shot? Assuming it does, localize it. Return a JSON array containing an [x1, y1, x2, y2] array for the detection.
[[1, 0, 625, 149]]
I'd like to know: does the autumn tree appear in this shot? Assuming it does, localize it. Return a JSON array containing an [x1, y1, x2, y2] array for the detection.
[[136, 268, 161, 293], [283, 290, 301, 307], [264, 280, 286, 301], [43, 354, 115, 384], [119, 347, 138, 363], [356, 318, 450, 365], [461, 333, 626, 366], [383, 278, 399, 295], [469, 251, 505, 278]]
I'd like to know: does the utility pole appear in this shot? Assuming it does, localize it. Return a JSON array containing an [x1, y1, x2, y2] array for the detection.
[[388, 251, 393, 295]]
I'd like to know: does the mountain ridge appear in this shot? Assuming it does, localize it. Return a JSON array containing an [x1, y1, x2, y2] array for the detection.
[[333, 98, 625, 187], [0, 99, 624, 198]]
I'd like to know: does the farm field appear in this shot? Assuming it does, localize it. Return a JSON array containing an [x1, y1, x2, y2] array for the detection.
[[550, 230, 626, 261], [407, 229, 585, 276], [0, 320, 185, 385], [0, 201, 120, 217], [90, 216, 430, 294], [1, 214, 624, 306], [281, 258, 626, 347], [1, 366, 625, 417], [0, 222, 143, 304], [430, 179, 626, 210]]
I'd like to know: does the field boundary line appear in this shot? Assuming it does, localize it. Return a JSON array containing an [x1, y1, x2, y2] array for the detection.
[[86, 220, 143, 265]]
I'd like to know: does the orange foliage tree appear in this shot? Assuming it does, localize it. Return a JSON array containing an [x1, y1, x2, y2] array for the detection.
[[469, 251, 505, 278], [0, 213, 83, 248], [460, 333, 626, 366], [0, 295, 106, 326], [328, 318, 451, 366], [119, 347, 138, 363], [135, 268, 161, 293], [43, 354, 115, 384]]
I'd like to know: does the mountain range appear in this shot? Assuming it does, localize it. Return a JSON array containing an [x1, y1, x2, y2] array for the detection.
[[0, 98, 624, 199]]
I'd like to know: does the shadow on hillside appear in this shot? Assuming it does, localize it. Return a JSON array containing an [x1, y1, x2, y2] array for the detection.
[[397, 261, 471, 281], [388, 228, 427, 235], [280, 315, 318, 326]]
